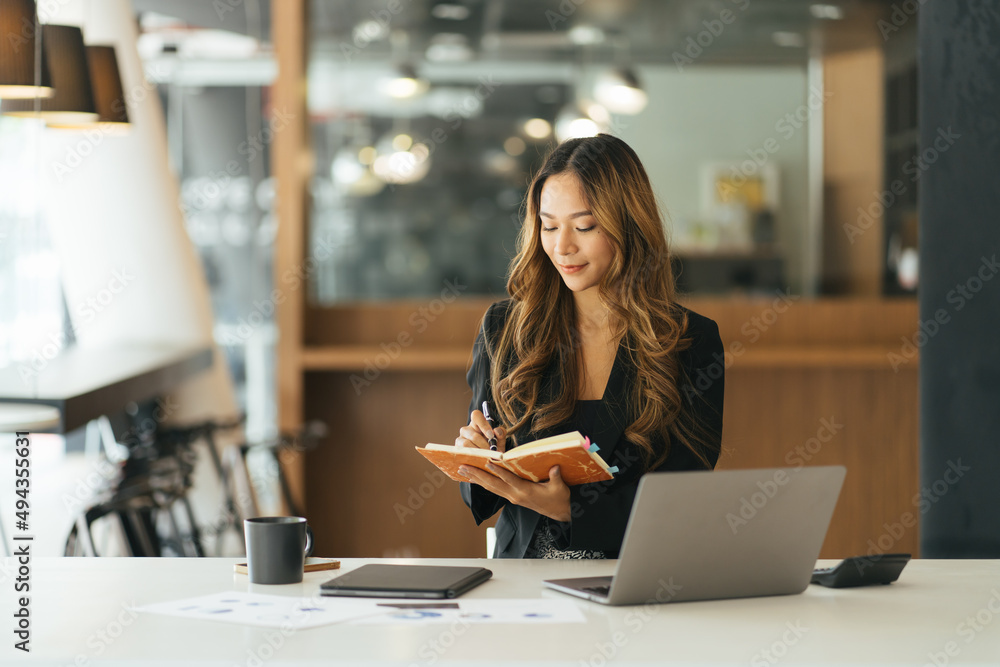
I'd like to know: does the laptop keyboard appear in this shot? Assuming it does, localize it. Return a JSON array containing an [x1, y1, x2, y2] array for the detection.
[[582, 585, 611, 596]]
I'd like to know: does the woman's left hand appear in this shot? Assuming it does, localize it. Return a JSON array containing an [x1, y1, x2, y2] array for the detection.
[[459, 463, 571, 522]]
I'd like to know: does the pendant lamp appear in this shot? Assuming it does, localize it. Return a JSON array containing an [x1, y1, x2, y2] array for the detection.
[[1, 24, 98, 124], [85, 46, 128, 124], [594, 67, 648, 115], [0, 0, 53, 99], [48, 45, 130, 131]]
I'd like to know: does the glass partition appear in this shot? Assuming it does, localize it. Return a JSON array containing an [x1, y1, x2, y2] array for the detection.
[[304, 0, 914, 301]]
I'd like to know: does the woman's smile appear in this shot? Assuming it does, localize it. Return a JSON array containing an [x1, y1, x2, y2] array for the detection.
[[558, 263, 588, 274]]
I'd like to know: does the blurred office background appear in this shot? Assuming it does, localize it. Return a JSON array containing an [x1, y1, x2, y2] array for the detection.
[[0, 1, 995, 560]]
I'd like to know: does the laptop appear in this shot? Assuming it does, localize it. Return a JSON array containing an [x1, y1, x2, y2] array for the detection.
[[543, 465, 846, 605]]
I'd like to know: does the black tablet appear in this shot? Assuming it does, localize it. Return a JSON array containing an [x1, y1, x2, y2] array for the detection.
[[319, 564, 493, 599]]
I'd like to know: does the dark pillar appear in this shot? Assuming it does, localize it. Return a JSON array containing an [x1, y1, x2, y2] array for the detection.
[[919, 2, 1000, 557]]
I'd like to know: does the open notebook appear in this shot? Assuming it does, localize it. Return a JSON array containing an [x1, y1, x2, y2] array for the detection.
[[416, 430, 617, 486]]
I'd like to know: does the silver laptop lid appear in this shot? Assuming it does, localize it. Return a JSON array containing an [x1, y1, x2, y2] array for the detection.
[[608, 466, 846, 605]]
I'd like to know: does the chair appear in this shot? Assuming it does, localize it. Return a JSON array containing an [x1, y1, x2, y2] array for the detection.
[[0, 403, 61, 557], [63, 416, 325, 557], [66, 417, 239, 557]]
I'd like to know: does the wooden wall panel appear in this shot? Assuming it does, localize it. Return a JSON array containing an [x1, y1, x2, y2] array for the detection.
[[821, 47, 885, 295], [306, 297, 919, 348], [686, 297, 916, 347], [720, 367, 919, 558], [304, 370, 491, 558], [304, 299, 489, 347]]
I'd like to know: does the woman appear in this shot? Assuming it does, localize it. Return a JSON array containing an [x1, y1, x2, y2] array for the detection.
[[456, 134, 724, 559]]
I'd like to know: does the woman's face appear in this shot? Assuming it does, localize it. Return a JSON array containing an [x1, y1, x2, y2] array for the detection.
[[539, 172, 615, 295]]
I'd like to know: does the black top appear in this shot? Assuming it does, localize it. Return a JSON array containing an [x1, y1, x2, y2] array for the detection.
[[523, 399, 607, 559], [460, 299, 725, 559]]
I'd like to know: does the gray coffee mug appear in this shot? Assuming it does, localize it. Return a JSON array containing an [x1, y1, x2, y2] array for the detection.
[[244, 517, 314, 584]]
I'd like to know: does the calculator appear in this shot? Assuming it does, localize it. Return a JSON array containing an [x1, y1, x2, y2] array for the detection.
[[811, 553, 911, 588]]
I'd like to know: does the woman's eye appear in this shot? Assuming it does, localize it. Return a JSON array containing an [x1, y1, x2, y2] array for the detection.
[[541, 223, 595, 232]]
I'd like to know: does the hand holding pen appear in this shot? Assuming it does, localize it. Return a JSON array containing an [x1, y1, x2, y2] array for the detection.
[[482, 401, 498, 451], [454, 401, 506, 453]]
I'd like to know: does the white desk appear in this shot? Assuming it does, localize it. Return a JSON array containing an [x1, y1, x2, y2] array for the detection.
[[1, 557, 998, 665]]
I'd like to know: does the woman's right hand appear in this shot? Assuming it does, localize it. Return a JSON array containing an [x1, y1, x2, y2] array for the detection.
[[455, 410, 507, 453]]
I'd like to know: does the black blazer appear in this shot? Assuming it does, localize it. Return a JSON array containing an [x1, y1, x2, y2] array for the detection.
[[460, 300, 725, 558]]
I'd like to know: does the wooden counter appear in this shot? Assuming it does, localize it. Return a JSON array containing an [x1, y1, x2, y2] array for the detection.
[[0, 344, 213, 433]]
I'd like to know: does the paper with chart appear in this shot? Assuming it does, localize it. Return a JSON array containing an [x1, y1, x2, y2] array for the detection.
[[357, 598, 587, 625], [138, 591, 384, 629], [138, 592, 586, 628]]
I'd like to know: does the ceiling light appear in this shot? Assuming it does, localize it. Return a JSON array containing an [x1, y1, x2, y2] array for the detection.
[[557, 117, 600, 142], [555, 103, 604, 142], [332, 148, 366, 185], [594, 67, 648, 115], [425, 33, 473, 62], [810, 4, 845, 20], [331, 145, 385, 197], [358, 146, 377, 165], [392, 133, 413, 151], [353, 19, 389, 43], [0, 0, 54, 99], [372, 150, 431, 184], [431, 3, 470, 21], [350, 170, 387, 197], [523, 118, 552, 140], [568, 25, 605, 46], [772, 32, 805, 48], [1, 25, 98, 125], [372, 133, 432, 184], [410, 143, 430, 161], [484, 149, 519, 176], [581, 100, 611, 125], [381, 63, 429, 99], [504, 136, 526, 156]]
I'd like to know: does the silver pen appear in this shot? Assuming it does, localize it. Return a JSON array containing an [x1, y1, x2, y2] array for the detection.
[[482, 400, 498, 451]]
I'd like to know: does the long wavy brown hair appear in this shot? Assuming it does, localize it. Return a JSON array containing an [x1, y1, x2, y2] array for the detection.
[[488, 134, 717, 471]]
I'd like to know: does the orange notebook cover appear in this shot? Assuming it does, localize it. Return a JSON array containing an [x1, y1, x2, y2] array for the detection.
[[415, 431, 616, 486]]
